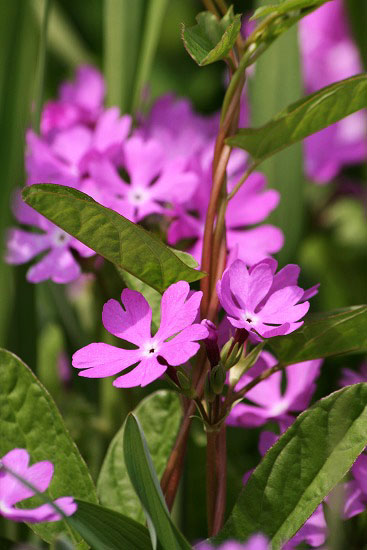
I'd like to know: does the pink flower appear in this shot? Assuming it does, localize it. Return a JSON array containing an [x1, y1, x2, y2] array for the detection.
[[283, 505, 327, 549], [299, 0, 366, 183], [197, 534, 269, 550], [339, 362, 367, 387], [72, 281, 208, 388], [168, 144, 283, 265], [217, 259, 316, 338], [41, 65, 105, 136], [0, 448, 76, 523], [228, 351, 322, 428], [6, 193, 94, 284], [88, 135, 198, 222]]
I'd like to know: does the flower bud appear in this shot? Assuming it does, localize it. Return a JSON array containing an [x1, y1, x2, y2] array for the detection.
[[210, 364, 226, 395], [204, 372, 216, 403], [177, 370, 191, 392], [201, 319, 221, 367]]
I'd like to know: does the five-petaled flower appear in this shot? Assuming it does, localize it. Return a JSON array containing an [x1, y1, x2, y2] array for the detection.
[[217, 258, 318, 338], [0, 448, 76, 523], [72, 281, 208, 388]]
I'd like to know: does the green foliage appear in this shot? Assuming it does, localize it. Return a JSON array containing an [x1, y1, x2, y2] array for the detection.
[[22, 185, 205, 293], [216, 383, 367, 548], [249, 21, 303, 264], [68, 500, 154, 550], [0, 537, 14, 550], [182, 7, 241, 66], [269, 305, 367, 365], [251, 0, 332, 20], [123, 414, 192, 550], [0, 349, 97, 545], [228, 74, 367, 162], [98, 391, 182, 523]]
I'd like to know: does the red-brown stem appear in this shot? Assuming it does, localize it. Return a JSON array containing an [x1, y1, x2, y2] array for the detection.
[[206, 430, 217, 535], [213, 424, 227, 534]]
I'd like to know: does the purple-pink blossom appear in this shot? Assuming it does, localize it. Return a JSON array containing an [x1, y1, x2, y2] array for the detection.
[[72, 281, 208, 388], [6, 193, 94, 284], [197, 534, 269, 550], [228, 351, 322, 428], [0, 448, 76, 523], [217, 259, 317, 338]]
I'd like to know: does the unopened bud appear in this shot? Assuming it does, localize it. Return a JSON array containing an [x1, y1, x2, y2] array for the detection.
[[177, 370, 191, 391], [204, 372, 216, 403], [202, 319, 221, 367], [220, 337, 235, 364], [210, 364, 226, 394], [226, 342, 244, 370]]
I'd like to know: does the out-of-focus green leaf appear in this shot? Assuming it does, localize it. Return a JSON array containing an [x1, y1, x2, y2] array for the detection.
[[228, 75, 367, 162], [132, 0, 169, 111], [98, 390, 182, 523], [182, 7, 241, 66], [22, 185, 205, 293], [104, 0, 144, 112], [0, 537, 14, 550], [67, 500, 154, 550], [269, 306, 367, 365], [346, 0, 367, 68], [249, 21, 303, 264], [31, 0, 94, 66], [124, 414, 191, 550], [0, 349, 97, 545], [216, 383, 367, 548], [251, 0, 332, 19], [37, 322, 65, 401]]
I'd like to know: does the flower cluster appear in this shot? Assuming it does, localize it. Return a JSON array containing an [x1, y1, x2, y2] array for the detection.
[[0, 448, 76, 523]]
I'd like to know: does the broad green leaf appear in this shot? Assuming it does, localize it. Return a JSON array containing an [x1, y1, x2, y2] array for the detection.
[[67, 500, 154, 550], [216, 383, 367, 548], [227, 74, 367, 162], [251, 0, 332, 19], [104, 0, 144, 112], [123, 414, 191, 550], [182, 7, 241, 66], [98, 391, 182, 523], [249, 21, 303, 264], [22, 185, 205, 293], [0, 349, 97, 544], [132, 0, 169, 111], [269, 305, 367, 366]]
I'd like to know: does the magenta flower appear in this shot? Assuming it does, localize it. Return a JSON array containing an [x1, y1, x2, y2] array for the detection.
[[88, 135, 198, 222], [299, 0, 366, 183], [339, 362, 367, 387], [228, 351, 322, 428], [217, 259, 316, 338], [72, 281, 208, 388], [283, 505, 327, 549], [6, 193, 94, 284], [41, 65, 105, 136], [168, 144, 283, 265], [197, 534, 269, 550], [0, 448, 76, 523]]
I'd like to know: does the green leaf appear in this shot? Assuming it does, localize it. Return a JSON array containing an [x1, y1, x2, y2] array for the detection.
[[67, 500, 154, 550], [0, 348, 97, 545], [182, 6, 241, 66], [104, 0, 144, 112], [98, 390, 182, 523], [22, 184, 205, 293], [227, 74, 367, 162], [251, 0, 332, 19], [132, 0, 169, 112], [217, 383, 367, 548], [249, 20, 303, 264], [123, 414, 192, 550], [269, 305, 367, 366]]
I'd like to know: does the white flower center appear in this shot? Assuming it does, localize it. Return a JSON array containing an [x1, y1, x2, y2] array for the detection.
[[128, 187, 150, 206], [241, 311, 260, 326], [141, 339, 160, 358], [52, 229, 70, 247]]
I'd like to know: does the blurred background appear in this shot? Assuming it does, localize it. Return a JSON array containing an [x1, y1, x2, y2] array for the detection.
[[0, 0, 366, 545]]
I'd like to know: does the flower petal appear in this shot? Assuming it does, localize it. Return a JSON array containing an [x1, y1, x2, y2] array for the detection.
[[72, 343, 140, 378]]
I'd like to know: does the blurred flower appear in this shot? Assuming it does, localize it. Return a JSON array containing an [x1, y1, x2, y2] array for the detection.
[[0, 448, 76, 523], [228, 351, 322, 428], [6, 193, 94, 284], [197, 534, 270, 549], [217, 259, 317, 338], [72, 281, 208, 388]]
